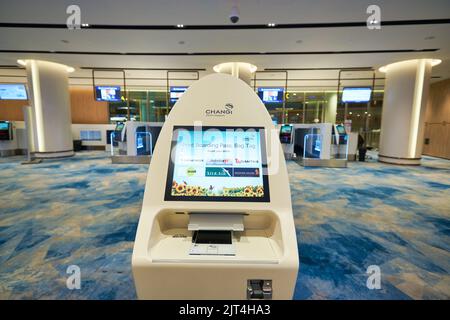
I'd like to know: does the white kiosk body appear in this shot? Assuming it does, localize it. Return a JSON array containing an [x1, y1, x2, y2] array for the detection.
[[132, 73, 299, 300]]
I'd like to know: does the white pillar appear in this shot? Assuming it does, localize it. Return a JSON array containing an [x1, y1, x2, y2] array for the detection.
[[378, 59, 441, 165], [24, 60, 74, 158], [324, 92, 337, 123], [213, 62, 257, 85]]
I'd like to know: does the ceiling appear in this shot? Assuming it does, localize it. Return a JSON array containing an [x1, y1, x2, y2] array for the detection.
[[0, 0, 449, 90]]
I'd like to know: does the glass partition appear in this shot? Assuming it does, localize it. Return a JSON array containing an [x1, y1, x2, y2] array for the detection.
[[303, 134, 322, 159]]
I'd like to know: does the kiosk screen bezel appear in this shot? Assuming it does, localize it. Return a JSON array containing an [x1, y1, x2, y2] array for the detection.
[[164, 125, 270, 202]]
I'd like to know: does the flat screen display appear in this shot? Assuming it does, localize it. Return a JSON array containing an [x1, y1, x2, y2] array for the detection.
[[0, 84, 28, 100], [342, 87, 372, 103], [170, 87, 187, 102], [336, 125, 346, 135], [165, 126, 270, 202], [95, 86, 121, 102], [0, 122, 10, 130], [115, 123, 124, 132], [258, 88, 284, 103]]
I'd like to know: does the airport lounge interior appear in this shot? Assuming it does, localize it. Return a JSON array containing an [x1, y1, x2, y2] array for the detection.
[[0, 0, 449, 303]]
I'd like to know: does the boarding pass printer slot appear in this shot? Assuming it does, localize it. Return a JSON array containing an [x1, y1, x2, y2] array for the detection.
[[188, 213, 244, 256]]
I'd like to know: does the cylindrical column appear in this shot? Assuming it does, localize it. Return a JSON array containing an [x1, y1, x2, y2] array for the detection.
[[378, 59, 440, 165], [324, 92, 337, 123], [213, 62, 257, 85], [24, 60, 74, 158]]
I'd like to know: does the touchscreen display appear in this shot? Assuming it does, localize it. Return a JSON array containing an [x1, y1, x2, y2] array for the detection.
[[165, 126, 270, 202]]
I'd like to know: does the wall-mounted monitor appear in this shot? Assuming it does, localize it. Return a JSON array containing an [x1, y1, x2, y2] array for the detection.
[[95, 86, 121, 102], [0, 84, 28, 100], [342, 87, 372, 103], [257, 88, 284, 103], [170, 87, 188, 102], [165, 126, 270, 202]]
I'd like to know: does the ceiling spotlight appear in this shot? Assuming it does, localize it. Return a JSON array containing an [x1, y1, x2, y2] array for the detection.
[[17, 59, 27, 66], [66, 67, 75, 73], [176, 24, 184, 28], [267, 23, 276, 27], [81, 23, 89, 27], [349, 112, 352, 115]]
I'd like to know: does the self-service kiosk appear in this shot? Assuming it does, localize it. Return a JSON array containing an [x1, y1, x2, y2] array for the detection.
[[132, 73, 299, 300], [0, 121, 12, 141], [331, 124, 349, 160], [111, 121, 162, 163]]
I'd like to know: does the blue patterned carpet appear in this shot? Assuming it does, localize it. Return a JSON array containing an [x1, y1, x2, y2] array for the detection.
[[0, 151, 449, 299]]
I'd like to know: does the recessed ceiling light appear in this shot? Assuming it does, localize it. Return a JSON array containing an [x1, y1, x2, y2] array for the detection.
[[17, 59, 26, 66], [81, 23, 89, 27], [296, 40, 303, 44], [267, 23, 276, 27], [66, 67, 75, 73], [178, 41, 185, 45], [176, 24, 184, 28]]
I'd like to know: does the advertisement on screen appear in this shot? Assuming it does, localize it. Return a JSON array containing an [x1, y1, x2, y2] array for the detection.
[[95, 86, 121, 102], [342, 87, 372, 103], [0, 84, 28, 100], [165, 126, 270, 202], [258, 88, 284, 103]]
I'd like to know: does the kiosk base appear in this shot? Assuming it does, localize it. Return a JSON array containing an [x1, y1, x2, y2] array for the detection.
[[301, 158, 348, 168], [111, 155, 151, 164]]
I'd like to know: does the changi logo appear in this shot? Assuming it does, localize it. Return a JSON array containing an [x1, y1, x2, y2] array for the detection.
[[205, 103, 234, 116]]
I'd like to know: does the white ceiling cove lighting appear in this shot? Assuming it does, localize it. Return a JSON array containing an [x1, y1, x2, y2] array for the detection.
[[379, 59, 442, 73], [17, 59, 75, 73], [213, 62, 257, 73]]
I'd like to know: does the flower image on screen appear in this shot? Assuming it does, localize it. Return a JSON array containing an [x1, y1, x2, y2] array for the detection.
[[165, 126, 270, 202]]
